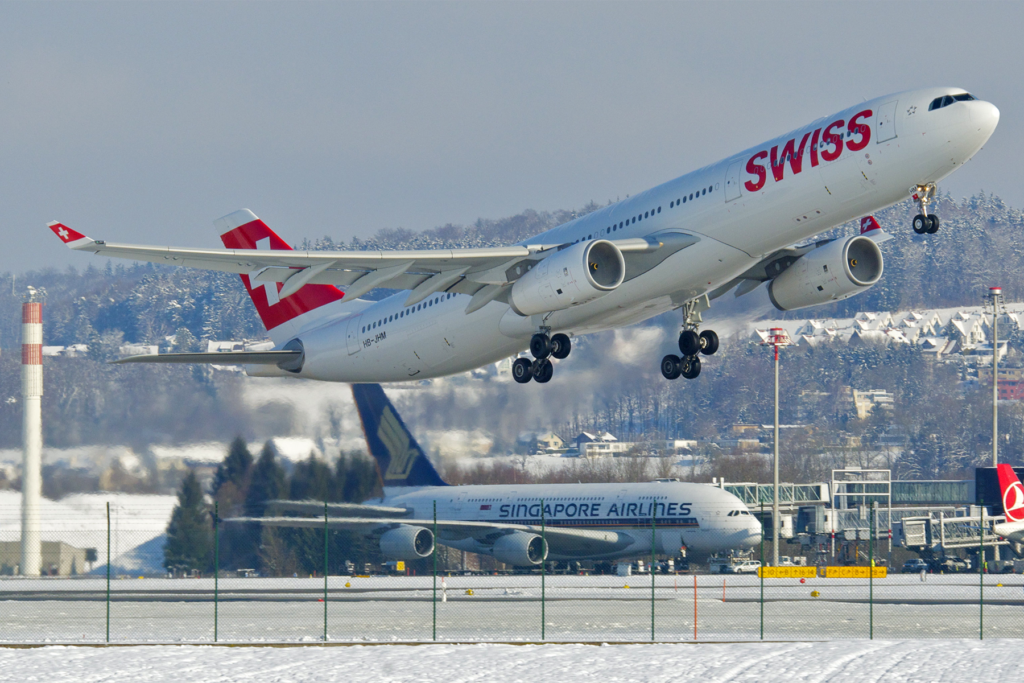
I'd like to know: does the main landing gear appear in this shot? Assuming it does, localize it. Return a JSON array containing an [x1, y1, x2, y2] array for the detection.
[[513, 332, 571, 384], [911, 183, 940, 235], [662, 298, 718, 381]]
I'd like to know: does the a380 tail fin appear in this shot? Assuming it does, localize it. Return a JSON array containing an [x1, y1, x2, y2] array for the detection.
[[351, 384, 448, 488], [997, 463, 1024, 522], [215, 209, 345, 344]]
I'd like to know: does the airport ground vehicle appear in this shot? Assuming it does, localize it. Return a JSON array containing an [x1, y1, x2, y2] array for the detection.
[[902, 559, 929, 573], [722, 560, 762, 574]]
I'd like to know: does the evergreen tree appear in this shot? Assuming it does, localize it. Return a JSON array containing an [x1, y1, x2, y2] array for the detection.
[[290, 453, 333, 502], [334, 452, 382, 503], [163, 471, 213, 572], [244, 441, 287, 515], [213, 437, 254, 512]]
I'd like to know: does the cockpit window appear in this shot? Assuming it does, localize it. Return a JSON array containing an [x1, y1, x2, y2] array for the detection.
[[929, 93, 976, 111]]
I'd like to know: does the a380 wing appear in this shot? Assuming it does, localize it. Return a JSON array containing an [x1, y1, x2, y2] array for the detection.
[[226, 516, 636, 557], [47, 221, 662, 311]]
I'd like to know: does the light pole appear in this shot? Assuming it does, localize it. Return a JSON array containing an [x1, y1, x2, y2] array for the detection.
[[988, 286, 1003, 565], [761, 328, 791, 567], [988, 287, 1003, 467]]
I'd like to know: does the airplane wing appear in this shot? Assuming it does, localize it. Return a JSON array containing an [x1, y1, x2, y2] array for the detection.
[[48, 220, 664, 311], [225, 516, 636, 558], [264, 500, 412, 518], [112, 350, 302, 365]]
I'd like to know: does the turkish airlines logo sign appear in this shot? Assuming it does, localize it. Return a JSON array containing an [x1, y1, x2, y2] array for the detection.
[[1004, 480, 1024, 522]]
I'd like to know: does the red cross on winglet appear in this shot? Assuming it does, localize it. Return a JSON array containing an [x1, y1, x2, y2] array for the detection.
[[47, 221, 88, 244]]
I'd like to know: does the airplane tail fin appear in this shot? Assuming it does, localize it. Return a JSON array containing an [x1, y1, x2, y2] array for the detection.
[[351, 383, 448, 488], [215, 209, 345, 342], [997, 463, 1024, 522]]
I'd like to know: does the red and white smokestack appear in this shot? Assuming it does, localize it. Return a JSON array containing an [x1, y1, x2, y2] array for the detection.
[[21, 297, 42, 576]]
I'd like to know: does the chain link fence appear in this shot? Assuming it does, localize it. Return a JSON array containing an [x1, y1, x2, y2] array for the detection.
[[2, 500, 1023, 643]]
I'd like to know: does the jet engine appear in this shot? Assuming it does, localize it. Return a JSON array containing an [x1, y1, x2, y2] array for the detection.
[[509, 240, 625, 316], [768, 235, 883, 311], [491, 532, 548, 566], [379, 525, 434, 560]]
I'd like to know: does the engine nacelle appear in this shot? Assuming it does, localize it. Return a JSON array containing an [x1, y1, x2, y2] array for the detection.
[[509, 240, 625, 316], [491, 532, 548, 566], [379, 525, 434, 560], [768, 235, 883, 311]]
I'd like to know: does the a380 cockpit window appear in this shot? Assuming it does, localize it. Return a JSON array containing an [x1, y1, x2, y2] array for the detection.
[[929, 93, 976, 111]]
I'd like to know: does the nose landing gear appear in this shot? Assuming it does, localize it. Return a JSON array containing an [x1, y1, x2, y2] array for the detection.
[[662, 298, 718, 381], [911, 184, 939, 234], [514, 331, 572, 384]]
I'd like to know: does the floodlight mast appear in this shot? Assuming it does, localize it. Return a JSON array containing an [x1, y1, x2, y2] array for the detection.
[[761, 328, 791, 567], [989, 287, 1002, 468]]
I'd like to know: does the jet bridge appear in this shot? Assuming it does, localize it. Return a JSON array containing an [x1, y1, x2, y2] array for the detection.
[[895, 509, 1010, 553]]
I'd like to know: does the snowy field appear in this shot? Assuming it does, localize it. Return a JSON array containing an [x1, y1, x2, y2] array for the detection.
[[2, 640, 1023, 682], [3, 574, 1024, 643]]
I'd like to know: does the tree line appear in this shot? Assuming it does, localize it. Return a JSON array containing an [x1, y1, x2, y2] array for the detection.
[[164, 438, 383, 576]]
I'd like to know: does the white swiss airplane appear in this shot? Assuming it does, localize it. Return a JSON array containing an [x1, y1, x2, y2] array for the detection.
[[49, 87, 998, 385], [228, 383, 763, 565]]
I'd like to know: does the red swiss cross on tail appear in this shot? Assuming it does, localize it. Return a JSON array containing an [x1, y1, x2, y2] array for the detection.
[[215, 209, 344, 336]]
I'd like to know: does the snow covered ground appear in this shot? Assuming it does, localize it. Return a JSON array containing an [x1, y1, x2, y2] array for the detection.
[[2, 574, 1023, 643], [1, 640, 1022, 682]]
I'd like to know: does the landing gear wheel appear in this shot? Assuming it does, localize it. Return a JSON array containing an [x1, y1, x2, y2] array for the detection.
[[912, 214, 929, 234], [512, 357, 534, 384], [681, 355, 702, 379], [550, 333, 571, 360], [530, 333, 551, 359], [678, 330, 701, 356], [699, 330, 719, 355], [532, 358, 554, 383], [926, 214, 940, 234], [661, 354, 682, 380]]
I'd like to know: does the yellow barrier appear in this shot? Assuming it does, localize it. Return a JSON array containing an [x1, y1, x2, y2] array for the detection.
[[757, 566, 817, 578], [824, 566, 887, 578]]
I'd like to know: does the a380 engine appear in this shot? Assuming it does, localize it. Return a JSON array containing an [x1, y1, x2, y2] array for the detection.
[[768, 235, 883, 311], [379, 525, 434, 560], [509, 240, 626, 316], [491, 532, 548, 566]]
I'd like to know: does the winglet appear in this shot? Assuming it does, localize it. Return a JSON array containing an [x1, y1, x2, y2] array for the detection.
[[47, 221, 94, 249], [859, 216, 892, 244]]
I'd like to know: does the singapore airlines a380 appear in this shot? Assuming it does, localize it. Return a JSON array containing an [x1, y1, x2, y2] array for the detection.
[[49, 87, 998, 385]]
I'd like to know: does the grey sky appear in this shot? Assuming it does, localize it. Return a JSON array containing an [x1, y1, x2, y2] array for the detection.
[[2, 2, 1021, 273]]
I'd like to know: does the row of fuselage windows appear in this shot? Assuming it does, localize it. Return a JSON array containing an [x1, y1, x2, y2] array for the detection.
[[362, 292, 455, 334], [600, 183, 716, 237]]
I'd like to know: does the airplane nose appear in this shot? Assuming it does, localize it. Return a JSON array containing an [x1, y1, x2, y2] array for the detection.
[[970, 101, 1000, 138]]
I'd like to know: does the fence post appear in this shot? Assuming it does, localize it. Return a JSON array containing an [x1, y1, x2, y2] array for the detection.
[[106, 501, 110, 643], [760, 498, 764, 640], [651, 508, 655, 642], [541, 498, 546, 642], [980, 500, 984, 641], [323, 500, 328, 643], [432, 500, 437, 642], [870, 501, 875, 640], [214, 501, 219, 643]]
